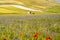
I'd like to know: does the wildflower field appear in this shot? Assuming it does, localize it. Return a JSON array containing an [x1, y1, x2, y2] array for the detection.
[[0, 14, 60, 40]]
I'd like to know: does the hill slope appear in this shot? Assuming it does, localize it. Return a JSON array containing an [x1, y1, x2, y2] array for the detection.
[[0, 0, 60, 14]]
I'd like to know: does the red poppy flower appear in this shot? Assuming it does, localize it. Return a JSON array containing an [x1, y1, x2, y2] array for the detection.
[[46, 36, 51, 40], [34, 34, 38, 38], [33, 32, 40, 38]]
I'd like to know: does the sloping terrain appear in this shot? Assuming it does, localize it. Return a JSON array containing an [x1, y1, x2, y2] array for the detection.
[[0, 0, 60, 40], [0, 0, 60, 15]]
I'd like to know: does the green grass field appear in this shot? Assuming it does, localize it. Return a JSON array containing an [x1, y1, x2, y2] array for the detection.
[[0, 6, 29, 15], [0, 0, 60, 40], [0, 14, 60, 40], [45, 5, 60, 13]]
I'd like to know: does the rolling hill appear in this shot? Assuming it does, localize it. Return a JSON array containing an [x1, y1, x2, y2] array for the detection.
[[0, 0, 60, 15]]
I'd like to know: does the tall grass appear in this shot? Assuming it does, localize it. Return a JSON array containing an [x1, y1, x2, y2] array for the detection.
[[0, 14, 60, 40]]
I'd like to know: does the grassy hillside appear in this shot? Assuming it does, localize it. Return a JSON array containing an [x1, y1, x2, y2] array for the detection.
[[0, 0, 60, 40], [0, 0, 60, 14], [0, 6, 29, 15], [45, 5, 60, 13]]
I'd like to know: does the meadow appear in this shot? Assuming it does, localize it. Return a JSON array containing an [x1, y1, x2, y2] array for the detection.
[[0, 0, 60, 40], [0, 14, 60, 40]]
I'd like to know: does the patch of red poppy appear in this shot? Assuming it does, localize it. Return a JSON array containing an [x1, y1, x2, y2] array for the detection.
[[46, 36, 51, 40], [34, 34, 38, 38], [33, 32, 40, 38]]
